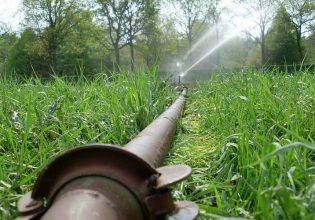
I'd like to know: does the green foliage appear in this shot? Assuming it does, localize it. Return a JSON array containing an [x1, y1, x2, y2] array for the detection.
[[58, 11, 109, 74], [1, 1, 314, 76], [7, 28, 47, 75], [168, 71, 315, 219], [157, 18, 184, 69], [6, 9, 110, 76], [22, 0, 88, 72], [306, 32, 315, 63], [0, 32, 17, 73], [266, 5, 301, 65], [136, 0, 161, 66], [285, 0, 315, 59], [0, 70, 173, 218]]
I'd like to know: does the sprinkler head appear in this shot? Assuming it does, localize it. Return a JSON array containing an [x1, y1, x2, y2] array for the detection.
[[176, 61, 182, 67]]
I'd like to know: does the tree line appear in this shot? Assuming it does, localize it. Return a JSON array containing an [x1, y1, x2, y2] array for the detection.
[[0, 0, 314, 76]]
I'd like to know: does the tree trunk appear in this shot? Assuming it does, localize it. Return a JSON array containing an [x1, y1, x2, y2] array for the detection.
[[114, 46, 120, 68], [48, 36, 58, 72], [130, 38, 135, 71], [297, 39, 303, 61], [296, 28, 303, 61], [261, 35, 266, 65], [146, 55, 150, 67], [260, 26, 266, 65]]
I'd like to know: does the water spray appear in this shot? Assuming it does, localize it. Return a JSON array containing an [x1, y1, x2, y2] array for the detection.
[[181, 31, 239, 78]]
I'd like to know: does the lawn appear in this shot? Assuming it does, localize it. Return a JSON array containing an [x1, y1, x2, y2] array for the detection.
[[168, 70, 315, 219], [1, 70, 314, 219], [0, 71, 173, 218]]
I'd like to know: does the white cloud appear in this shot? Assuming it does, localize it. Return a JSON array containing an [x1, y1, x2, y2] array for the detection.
[[0, 0, 23, 31]]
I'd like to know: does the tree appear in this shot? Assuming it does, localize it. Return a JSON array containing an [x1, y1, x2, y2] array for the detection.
[[285, 0, 315, 60], [157, 18, 183, 71], [0, 32, 17, 73], [170, 0, 214, 64], [58, 11, 110, 74], [136, 0, 161, 67], [23, 0, 84, 71], [96, 0, 154, 70], [125, 0, 156, 70], [240, 0, 277, 65], [95, 0, 129, 67], [305, 32, 315, 63], [265, 5, 300, 65], [7, 28, 47, 75], [219, 36, 259, 68]]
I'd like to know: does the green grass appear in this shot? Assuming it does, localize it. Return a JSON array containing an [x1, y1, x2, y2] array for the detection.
[[168, 71, 315, 219], [1, 69, 315, 219], [0, 70, 173, 218]]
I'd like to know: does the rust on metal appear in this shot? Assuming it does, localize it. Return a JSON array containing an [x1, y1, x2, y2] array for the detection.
[[41, 177, 143, 220], [124, 89, 188, 167], [155, 165, 192, 190], [16, 88, 198, 220], [30, 145, 157, 202], [17, 192, 44, 219], [167, 201, 199, 220]]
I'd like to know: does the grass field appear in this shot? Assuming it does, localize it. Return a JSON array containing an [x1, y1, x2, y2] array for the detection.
[[0, 71, 173, 218], [168, 71, 315, 219], [1, 70, 314, 219]]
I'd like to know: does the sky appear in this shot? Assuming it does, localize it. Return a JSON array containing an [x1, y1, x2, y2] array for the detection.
[[0, 0, 23, 31], [221, 0, 254, 26], [159, 0, 259, 37], [0, 0, 258, 35]]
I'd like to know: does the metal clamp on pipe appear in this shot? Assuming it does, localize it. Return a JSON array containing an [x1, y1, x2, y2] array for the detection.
[[16, 88, 198, 220]]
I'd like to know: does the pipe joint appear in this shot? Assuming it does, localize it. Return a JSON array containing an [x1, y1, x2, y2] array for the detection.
[[17, 145, 198, 219]]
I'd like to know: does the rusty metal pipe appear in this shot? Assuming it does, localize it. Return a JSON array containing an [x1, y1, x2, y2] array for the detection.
[[41, 177, 144, 220], [124, 88, 187, 167], [17, 88, 198, 220]]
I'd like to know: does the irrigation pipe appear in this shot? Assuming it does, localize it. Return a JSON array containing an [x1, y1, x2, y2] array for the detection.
[[16, 88, 198, 220]]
